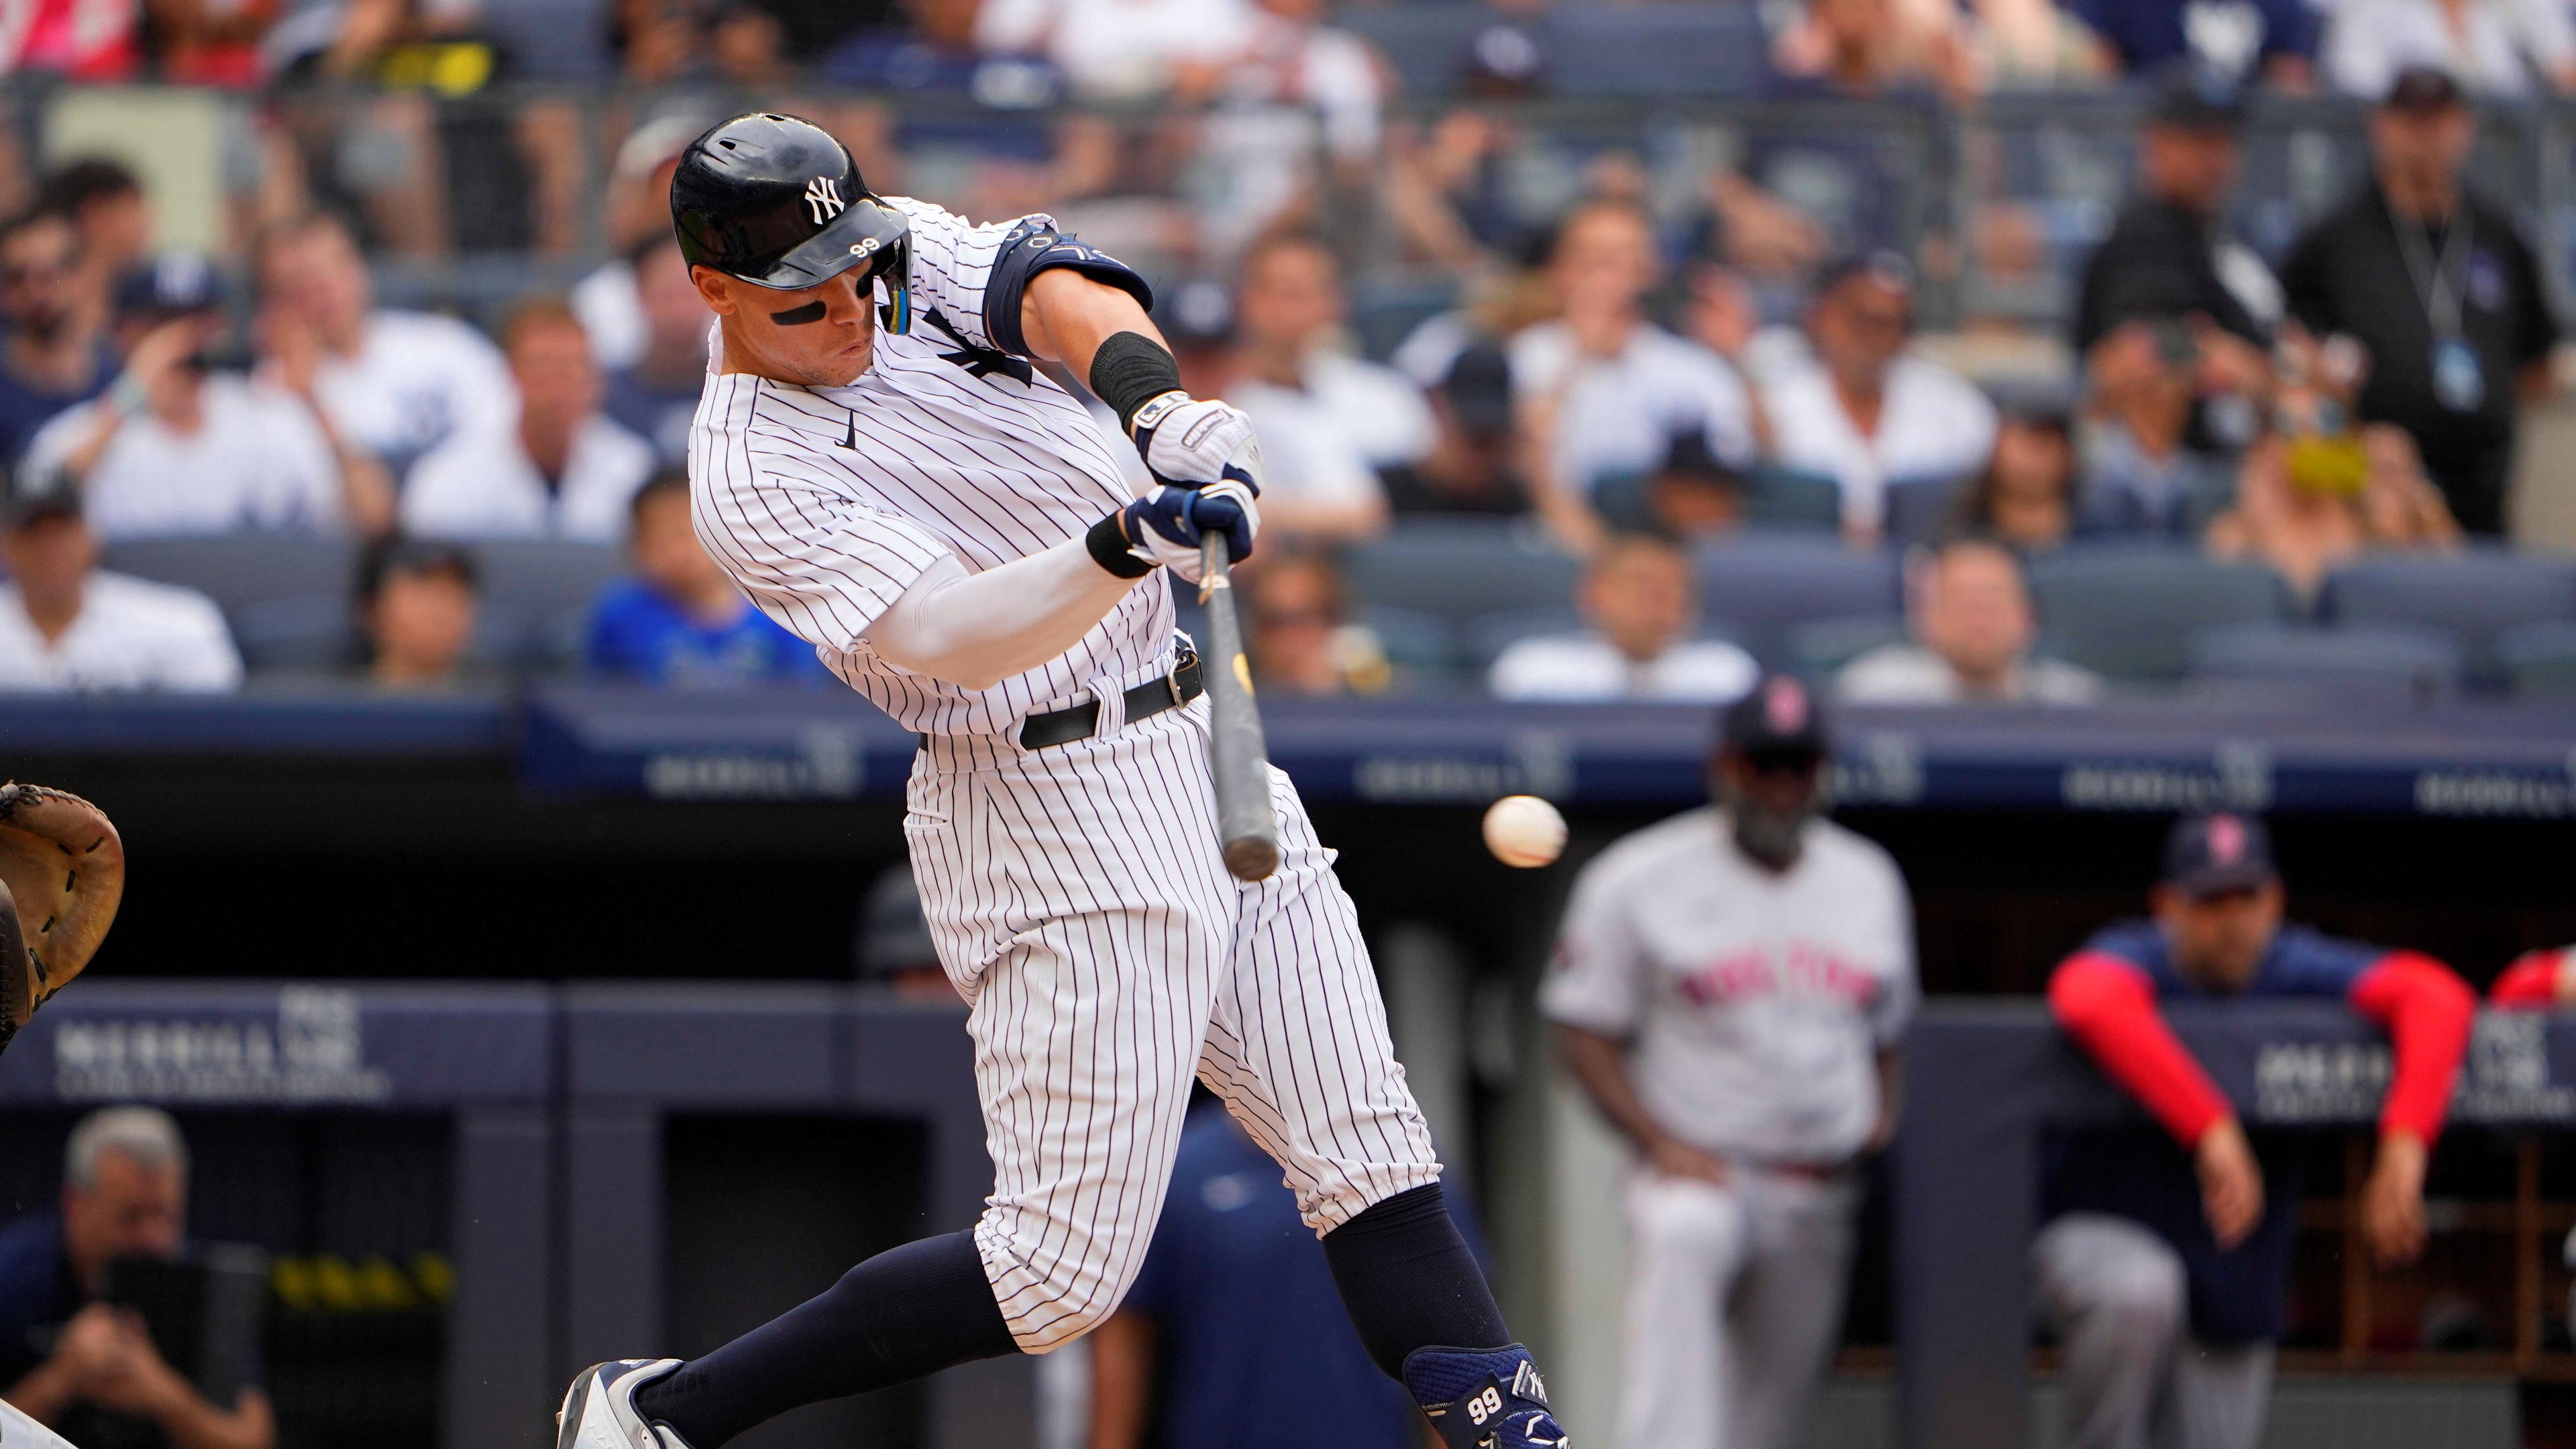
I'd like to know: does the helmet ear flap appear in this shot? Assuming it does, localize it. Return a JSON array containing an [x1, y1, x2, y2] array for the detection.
[[875, 231, 914, 337]]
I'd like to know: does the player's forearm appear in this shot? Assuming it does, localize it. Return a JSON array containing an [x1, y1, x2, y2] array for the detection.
[[1086, 1311, 1155, 1449], [1020, 268, 1169, 377], [862, 541, 1142, 691], [5, 1357, 78, 1424], [148, 1381, 274, 1449], [2349, 951, 2475, 1144], [1557, 1024, 1678, 1154]]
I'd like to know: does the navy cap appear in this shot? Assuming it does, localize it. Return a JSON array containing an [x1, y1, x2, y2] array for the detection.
[[2146, 63, 2247, 131], [2161, 812, 2277, 897], [1440, 341, 1515, 439], [2385, 65, 2467, 112], [1719, 674, 1829, 760], [115, 252, 223, 321], [1812, 248, 1915, 300], [1, 476, 81, 529]]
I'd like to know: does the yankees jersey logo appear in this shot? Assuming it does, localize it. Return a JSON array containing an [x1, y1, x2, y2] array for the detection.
[[805, 176, 845, 225]]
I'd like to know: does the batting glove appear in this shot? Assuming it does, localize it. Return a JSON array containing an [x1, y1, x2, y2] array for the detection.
[[1114, 480, 1259, 582], [1129, 392, 1266, 496]]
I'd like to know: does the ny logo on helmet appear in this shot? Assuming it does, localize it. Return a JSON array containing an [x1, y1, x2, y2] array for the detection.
[[805, 177, 846, 226]]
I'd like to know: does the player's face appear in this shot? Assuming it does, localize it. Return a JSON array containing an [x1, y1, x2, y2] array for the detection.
[[62, 1150, 186, 1278], [0, 515, 96, 600], [1715, 748, 1823, 868], [511, 318, 601, 423], [695, 265, 879, 388], [2155, 879, 2285, 993]]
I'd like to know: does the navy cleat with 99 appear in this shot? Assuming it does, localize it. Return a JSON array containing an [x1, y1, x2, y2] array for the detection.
[[557, 1358, 692, 1449], [1403, 1344, 1571, 1448]]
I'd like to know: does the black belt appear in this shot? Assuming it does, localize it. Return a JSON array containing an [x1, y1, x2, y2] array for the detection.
[[918, 650, 1205, 753]]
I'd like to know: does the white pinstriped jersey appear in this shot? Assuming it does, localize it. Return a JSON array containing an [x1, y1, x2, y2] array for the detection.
[[688, 195, 1175, 735]]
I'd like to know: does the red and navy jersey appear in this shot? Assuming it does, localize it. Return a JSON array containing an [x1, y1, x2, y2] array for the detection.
[[2044, 921, 2473, 1344], [2079, 920, 2383, 1002]]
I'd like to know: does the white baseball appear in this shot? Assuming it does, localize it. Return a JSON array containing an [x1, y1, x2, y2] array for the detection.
[[1483, 794, 1567, 869]]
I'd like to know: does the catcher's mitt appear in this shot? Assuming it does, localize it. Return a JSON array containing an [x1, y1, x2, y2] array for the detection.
[[0, 782, 123, 1059]]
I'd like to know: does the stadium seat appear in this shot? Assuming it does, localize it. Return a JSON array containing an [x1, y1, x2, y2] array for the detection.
[[466, 538, 626, 675], [1691, 533, 1903, 663], [1343, 519, 1584, 629], [1334, 5, 1495, 95], [1548, 6, 1772, 97], [231, 596, 360, 675], [2318, 549, 2576, 684], [1783, 616, 1913, 680], [2500, 621, 2576, 698], [2025, 546, 2292, 683], [1361, 606, 1461, 680], [1741, 468, 1845, 533], [99, 535, 359, 621], [1881, 476, 1962, 549], [1462, 607, 1587, 669], [2186, 623, 2465, 709]]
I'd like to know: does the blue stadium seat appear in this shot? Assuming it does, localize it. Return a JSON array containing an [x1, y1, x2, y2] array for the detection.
[[99, 535, 359, 621], [1360, 606, 1461, 680], [2500, 620, 2576, 698], [1882, 476, 1964, 549], [2318, 550, 2576, 684], [231, 596, 360, 675], [2186, 623, 2465, 709], [1784, 615, 1913, 680], [2025, 546, 2293, 683], [465, 538, 627, 675], [1335, 5, 1495, 95], [1343, 519, 1583, 627], [1741, 468, 1845, 533], [1462, 607, 1587, 669], [1547, 6, 1772, 97], [1691, 533, 1903, 663]]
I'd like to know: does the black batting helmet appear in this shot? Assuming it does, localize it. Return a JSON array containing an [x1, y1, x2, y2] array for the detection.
[[669, 111, 914, 334]]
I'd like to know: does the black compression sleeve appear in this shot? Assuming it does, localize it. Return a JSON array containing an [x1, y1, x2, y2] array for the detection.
[[1088, 331, 1185, 433], [1322, 1183, 1513, 1379]]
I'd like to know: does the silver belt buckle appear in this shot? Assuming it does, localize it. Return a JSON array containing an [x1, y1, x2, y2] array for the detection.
[[1167, 647, 1197, 708]]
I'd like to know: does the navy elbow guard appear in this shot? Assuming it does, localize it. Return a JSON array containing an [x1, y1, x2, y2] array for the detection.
[[983, 219, 1152, 358]]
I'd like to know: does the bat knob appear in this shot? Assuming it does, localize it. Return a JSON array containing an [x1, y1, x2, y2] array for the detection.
[[1224, 838, 1282, 883]]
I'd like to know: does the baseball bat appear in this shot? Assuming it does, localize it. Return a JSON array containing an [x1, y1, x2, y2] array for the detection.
[[5, 1397, 87, 1448], [1199, 537, 1282, 881]]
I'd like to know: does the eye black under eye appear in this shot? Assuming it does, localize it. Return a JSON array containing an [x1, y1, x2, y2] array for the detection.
[[769, 300, 828, 326]]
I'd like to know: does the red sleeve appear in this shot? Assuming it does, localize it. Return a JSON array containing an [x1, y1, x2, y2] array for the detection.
[[2489, 949, 2571, 1008], [2348, 951, 2476, 1143], [2048, 952, 2233, 1148]]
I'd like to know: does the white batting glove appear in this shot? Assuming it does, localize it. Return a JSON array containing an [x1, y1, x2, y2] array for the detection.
[[1116, 480, 1260, 583], [1130, 392, 1266, 496]]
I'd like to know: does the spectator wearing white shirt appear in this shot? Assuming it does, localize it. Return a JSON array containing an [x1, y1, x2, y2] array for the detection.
[[1762, 253, 1998, 540], [2322, 0, 2576, 98], [1489, 533, 1761, 703], [1228, 231, 1426, 544], [1835, 536, 2104, 705], [1511, 199, 1756, 553], [22, 254, 394, 543], [0, 487, 241, 693], [976, 0, 1254, 101], [254, 211, 515, 479], [400, 299, 657, 543]]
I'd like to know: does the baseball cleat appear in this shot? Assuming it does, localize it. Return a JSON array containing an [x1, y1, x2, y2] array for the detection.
[[557, 1358, 691, 1449], [1403, 1344, 1570, 1448]]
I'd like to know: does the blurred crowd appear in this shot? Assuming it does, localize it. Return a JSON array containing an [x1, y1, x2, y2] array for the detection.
[[0, 0, 2570, 704]]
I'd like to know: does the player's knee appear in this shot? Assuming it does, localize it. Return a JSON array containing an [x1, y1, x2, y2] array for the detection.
[[2084, 1248, 2186, 1352], [1629, 1177, 1745, 1264]]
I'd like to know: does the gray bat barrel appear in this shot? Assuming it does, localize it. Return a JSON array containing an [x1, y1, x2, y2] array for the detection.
[[1198, 538, 1282, 881]]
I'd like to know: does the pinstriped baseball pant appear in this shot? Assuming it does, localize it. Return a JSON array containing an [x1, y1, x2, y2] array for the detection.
[[904, 694, 1442, 1352]]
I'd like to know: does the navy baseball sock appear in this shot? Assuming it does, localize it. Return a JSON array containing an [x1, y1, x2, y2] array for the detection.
[[1322, 1183, 1513, 1378], [634, 1229, 1018, 1448]]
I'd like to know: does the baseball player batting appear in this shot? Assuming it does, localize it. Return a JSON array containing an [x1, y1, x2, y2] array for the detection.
[[556, 113, 1567, 1449]]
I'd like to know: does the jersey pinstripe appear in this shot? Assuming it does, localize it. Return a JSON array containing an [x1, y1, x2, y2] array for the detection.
[[686, 196, 1442, 1354], [688, 196, 1176, 737]]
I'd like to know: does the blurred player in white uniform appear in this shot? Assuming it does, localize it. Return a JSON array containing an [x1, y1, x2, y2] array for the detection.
[[1545, 676, 1915, 1449]]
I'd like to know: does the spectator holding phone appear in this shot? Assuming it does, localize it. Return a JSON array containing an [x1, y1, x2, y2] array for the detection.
[[0, 1107, 275, 1449], [21, 254, 393, 542]]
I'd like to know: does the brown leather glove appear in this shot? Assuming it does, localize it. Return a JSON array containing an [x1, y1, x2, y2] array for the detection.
[[0, 782, 124, 1059]]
